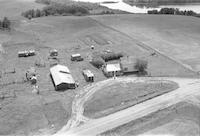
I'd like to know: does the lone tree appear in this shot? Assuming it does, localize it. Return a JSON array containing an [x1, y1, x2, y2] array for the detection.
[[2, 17, 11, 30], [135, 59, 148, 75]]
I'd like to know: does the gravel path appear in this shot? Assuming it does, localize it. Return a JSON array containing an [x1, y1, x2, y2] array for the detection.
[[53, 77, 200, 136]]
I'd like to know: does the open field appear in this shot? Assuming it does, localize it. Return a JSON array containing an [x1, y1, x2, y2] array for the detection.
[[16, 15, 198, 77], [84, 80, 178, 118], [0, 14, 199, 134], [0, 0, 44, 19], [92, 14, 200, 72], [101, 101, 200, 136], [0, 0, 200, 134]]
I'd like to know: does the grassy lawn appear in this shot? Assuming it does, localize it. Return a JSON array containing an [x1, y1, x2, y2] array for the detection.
[[92, 14, 200, 72], [0, 0, 44, 19], [84, 80, 178, 118]]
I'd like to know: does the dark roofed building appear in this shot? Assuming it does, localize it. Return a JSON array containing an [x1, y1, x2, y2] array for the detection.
[[120, 56, 138, 74]]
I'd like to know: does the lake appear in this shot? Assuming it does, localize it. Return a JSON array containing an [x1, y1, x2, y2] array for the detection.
[[74, 0, 200, 13]]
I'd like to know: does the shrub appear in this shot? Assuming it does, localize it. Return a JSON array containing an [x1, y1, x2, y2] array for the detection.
[[148, 10, 158, 14], [0, 17, 11, 30], [101, 52, 123, 62], [90, 57, 105, 69], [135, 59, 148, 75]]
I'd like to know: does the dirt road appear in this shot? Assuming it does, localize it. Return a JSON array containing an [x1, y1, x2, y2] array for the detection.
[[53, 77, 200, 136]]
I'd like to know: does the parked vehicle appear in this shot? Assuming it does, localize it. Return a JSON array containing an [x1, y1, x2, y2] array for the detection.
[[18, 50, 35, 57], [71, 54, 84, 61]]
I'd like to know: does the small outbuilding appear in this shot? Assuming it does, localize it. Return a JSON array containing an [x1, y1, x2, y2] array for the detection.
[[82, 69, 94, 82], [103, 63, 122, 77], [71, 54, 83, 61], [26, 67, 37, 80], [28, 50, 36, 56], [50, 49, 58, 57], [50, 64, 76, 90]]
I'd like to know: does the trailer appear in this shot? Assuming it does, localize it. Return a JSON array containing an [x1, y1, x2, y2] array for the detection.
[[18, 50, 35, 57], [71, 54, 83, 61], [82, 69, 94, 82]]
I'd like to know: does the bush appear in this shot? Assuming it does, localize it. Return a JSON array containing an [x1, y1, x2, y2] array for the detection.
[[148, 10, 158, 14], [101, 52, 123, 62], [0, 17, 11, 30], [135, 59, 148, 75], [159, 8, 175, 14], [90, 57, 105, 69]]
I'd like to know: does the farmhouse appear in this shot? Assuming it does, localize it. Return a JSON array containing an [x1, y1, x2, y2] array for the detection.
[[82, 69, 94, 82], [103, 63, 122, 77], [120, 56, 138, 74], [50, 64, 76, 90]]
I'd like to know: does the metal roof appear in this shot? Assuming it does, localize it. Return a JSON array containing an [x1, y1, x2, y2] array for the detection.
[[50, 64, 75, 86], [105, 63, 121, 72], [71, 54, 81, 57], [83, 69, 94, 77]]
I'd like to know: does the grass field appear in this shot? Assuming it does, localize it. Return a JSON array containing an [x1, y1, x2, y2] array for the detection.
[[0, 14, 199, 134], [84, 80, 178, 118], [92, 14, 200, 72], [0, 1, 200, 134], [0, 0, 44, 19], [102, 101, 200, 136]]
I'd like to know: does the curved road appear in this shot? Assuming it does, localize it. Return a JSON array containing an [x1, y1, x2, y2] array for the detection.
[[53, 77, 200, 136]]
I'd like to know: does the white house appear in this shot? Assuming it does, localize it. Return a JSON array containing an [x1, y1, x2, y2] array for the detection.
[[50, 64, 76, 90], [103, 63, 122, 77]]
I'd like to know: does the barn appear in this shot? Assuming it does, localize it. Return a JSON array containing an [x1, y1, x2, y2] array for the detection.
[[50, 64, 76, 90]]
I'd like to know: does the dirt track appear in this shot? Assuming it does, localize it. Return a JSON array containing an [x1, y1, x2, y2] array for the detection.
[[53, 77, 200, 136]]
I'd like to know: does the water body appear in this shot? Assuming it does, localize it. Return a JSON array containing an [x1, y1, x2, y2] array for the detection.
[[74, 0, 200, 13]]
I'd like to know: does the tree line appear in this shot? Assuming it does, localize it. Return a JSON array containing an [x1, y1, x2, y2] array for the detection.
[[0, 17, 11, 30], [22, 3, 89, 19], [148, 8, 197, 16]]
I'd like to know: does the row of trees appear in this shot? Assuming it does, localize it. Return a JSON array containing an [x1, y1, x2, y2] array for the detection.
[[22, 3, 89, 19], [35, 0, 51, 5], [0, 17, 11, 30], [148, 8, 197, 16]]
